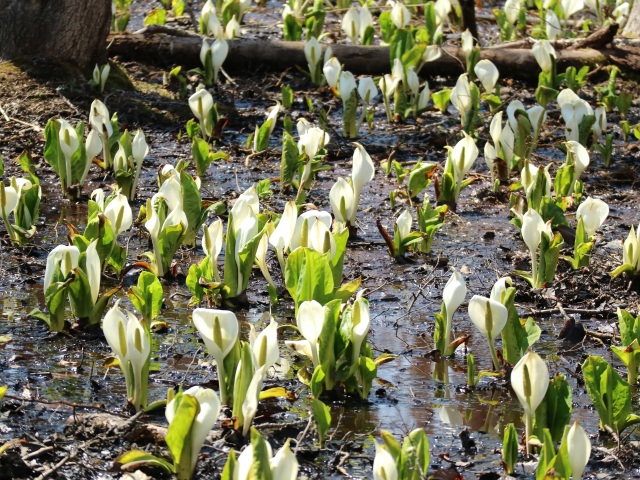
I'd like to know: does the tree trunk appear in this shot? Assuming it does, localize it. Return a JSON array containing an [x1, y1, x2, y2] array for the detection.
[[460, 0, 479, 42], [623, 0, 640, 36], [0, 0, 112, 68]]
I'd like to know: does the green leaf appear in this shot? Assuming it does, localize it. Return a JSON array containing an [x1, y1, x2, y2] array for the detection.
[[617, 309, 640, 346], [44, 280, 69, 332], [329, 227, 349, 287], [390, 28, 414, 65], [404, 428, 430, 478], [249, 428, 273, 480], [318, 299, 340, 391], [220, 449, 236, 480], [144, 7, 167, 25], [186, 263, 205, 305], [254, 118, 274, 152], [381, 430, 402, 459], [179, 170, 203, 246], [67, 268, 94, 319], [379, 11, 396, 43], [281, 84, 294, 109], [165, 393, 198, 478], [43, 119, 65, 185], [432, 89, 450, 113], [333, 277, 360, 303], [115, 450, 174, 474], [408, 162, 435, 198], [255, 178, 272, 198], [89, 286, 122, 327], [533, 374, 572, 443], [535, 85, 559, 108], [342, 89, 358, 139], [280, 132, 301, 190], [503, 423, 518, 475], [583, 355, 630, 432], [401, 44, 426, 71], [158, 221, 187, 276], [283, 14, 303, 41], [231, 342, 254, 430], [284, 248, 334, 311], [129, 271, 163, 324], [312, 398, 331, 446], [535, 429, 557, 480]]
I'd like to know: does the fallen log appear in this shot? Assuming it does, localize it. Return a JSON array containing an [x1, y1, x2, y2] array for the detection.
[[106, 27, 640, 81]]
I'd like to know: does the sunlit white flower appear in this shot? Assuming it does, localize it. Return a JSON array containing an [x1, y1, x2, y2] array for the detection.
[[339, 71, 357, 101], [166, 386, 221, 476], [304, 37, 322, 81], [567, 421, 591, 479], [192, 308, 239, 405], [450, 74, 472, 123], [358, 77, 378, 105], [200, 38, 228, 83], [546, 10, 562, 39], [373, 443, 398, 480], [532, 39, 556, 73], [323, 56, 342, 89], [390, 0, 411, 28], [504, 0, 524, 24], [511, 351, 549, 453], [474, 59, 499, 92], [576, 197, 609, 238]]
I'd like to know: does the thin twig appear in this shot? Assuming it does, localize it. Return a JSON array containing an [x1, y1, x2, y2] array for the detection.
[[294, 416, 314, 456], [0, 104, 42, 132], [34, 451, 75, 480], [22, 446, 55, 461]]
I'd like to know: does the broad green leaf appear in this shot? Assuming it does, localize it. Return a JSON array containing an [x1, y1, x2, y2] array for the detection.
[[221, 449, 236, 480], [114, 450, 174, 474], [232, 343, 254, 429], [281, 132, 301, 190], [312, 398, 331, 446], [330, 227, 349, 287], [390, 28, 414, 65], [403, 428, 429, 478], [583, 355, 630, 432], [89, 286, 122, 327], [503, 423, 518, 475], [179, 170, 202, 246], [144, 7, 166, 25], [67, 268, 94, 319], [249, 428, 273, 480], [381, 430, 402, 459], [533, 373, 572, 443], [401, 44, 426, 71], [408, 162, 435, 198], [255, 118, 274, 152], [129, 271, 163, 324], [165, 393, 198, 478], [285, 248, 334, 310]]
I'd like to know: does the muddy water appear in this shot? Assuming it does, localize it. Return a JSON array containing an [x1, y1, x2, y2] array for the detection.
[[0, 156, 629, 478]]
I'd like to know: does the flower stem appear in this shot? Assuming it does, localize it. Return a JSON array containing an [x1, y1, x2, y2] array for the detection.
[[525, 411, 533, 456], [489, 339, 501, 371]]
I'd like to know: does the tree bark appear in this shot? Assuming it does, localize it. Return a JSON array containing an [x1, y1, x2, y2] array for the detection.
[[107, 29, 640, 80], [0, 0, 112, 68], [460, 0, 479, 42], [623, 0, 640, 36]]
